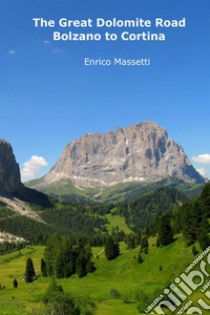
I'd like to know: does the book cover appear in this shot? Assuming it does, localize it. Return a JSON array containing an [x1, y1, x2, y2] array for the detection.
[[0, 1, 210, 314]]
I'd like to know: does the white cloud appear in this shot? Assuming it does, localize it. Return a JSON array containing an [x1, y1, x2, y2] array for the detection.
[[21, 155, 48, 182], [8, 49, 16, 55], [192, 154, 210, 164], [196, 168, 207, 178]]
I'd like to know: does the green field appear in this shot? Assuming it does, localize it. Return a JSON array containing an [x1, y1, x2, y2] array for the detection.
[[105, 213, 133, 234], [0, 235, 205, 315]]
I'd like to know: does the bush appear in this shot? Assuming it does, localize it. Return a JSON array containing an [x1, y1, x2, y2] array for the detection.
[[74, 296, 96, 315], [136, 291, 154, 312], [110, 288, 121, 299], [42, 278, 96, 315], [123, 295, 134, 304]]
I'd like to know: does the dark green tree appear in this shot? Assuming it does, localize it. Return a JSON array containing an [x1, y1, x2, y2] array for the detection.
[[76, 252, 87, 278], [125, 233, 137, 250], [55, 251, 65, 278], [62, 239, 76, 278], [180, 196, 210, 246], [44, 234, 61, 276], [63, 249, 77, 278], [198, 230, 210, 250], [13, 278, 18, 288], [157, 214, 174, 246], [200, 183, 210, 216], [85, 259, 95, 273], [180, 203, 196, 245], [41, 258, 48, 277], [25, 257, 36, 283], [137, 253, 143, 264], [44, 235, 95, 279], [141, 236, 149, 254], [105, 236, 120, 260]]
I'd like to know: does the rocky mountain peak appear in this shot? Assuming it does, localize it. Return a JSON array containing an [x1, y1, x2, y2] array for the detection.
[[40, 121, 204, 189], [0, 139, 21, 193]]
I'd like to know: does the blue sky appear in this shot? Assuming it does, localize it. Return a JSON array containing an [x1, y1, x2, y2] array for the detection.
[[0, 0, 210, 181]]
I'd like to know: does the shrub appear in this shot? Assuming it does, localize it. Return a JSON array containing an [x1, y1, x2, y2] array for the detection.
[[110, 288, 121, 299]]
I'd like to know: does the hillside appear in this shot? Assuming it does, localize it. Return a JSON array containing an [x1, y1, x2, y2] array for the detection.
[[0, 235, 204, 315], [0, 184, 198, 246], [26, 177, 204, 203], [117, 187, 190, 233]]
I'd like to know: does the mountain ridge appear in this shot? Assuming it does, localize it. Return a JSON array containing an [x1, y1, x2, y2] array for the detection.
[[0, 139, 52, 222], [0, 139, 21, 193], [30, 121, 205, 195]]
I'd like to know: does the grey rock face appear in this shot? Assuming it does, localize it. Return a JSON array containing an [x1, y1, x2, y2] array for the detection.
[[0, 139, 21, 193], [42, 121, 204, 188]]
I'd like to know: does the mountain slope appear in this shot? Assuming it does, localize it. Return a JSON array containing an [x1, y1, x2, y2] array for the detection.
[[28, 121, 205, 200], [0, 138, 52, 208], [0, 139, 21, 193], [0, 139, 53, 242], [117, 187, 189, 232]]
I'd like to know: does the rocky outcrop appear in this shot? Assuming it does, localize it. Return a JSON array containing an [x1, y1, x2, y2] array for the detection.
[[39, 121, 205, 189], [0, 139, 21, 193]]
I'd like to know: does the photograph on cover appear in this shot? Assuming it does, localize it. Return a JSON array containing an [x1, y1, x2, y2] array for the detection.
[[0, 0, 210, 314]]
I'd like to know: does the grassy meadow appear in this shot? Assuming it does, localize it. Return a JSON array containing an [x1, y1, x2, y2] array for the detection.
[[0, 234, 203, 315]]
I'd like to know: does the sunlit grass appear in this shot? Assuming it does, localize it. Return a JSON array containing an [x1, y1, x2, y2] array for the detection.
[[0, 236, 202, 315]]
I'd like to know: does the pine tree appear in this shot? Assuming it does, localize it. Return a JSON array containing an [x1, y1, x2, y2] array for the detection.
[[137, 253, 143, 264], [44, 234, 61, 276], [13, 278, 18, 288], [64, 250, 77, 278], [105, 237, 120, 260], [62, 239, 76, 278], [25, 257, 36, 283], [126, 233, 137, 249], [85, 260, 95, 273], [76, 253, 87, 278], [141, 236, 149, 254], [41, 258, 48, 277], [181, 199, 206, 246], [55, 251, 65, 278], [157, 214, 174, 246], [200, 183, 210, 216]]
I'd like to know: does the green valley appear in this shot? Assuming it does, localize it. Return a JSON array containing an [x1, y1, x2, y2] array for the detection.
[[0, 235, 204, 315]]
